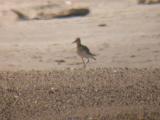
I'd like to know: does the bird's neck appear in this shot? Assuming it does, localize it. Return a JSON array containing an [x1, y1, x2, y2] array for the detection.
[[76, 42, 81, 47]]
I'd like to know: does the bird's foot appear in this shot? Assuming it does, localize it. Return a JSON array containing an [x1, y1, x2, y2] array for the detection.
[[86, 59, 89, 64]]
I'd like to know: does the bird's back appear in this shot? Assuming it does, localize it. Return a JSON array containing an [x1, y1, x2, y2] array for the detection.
[[77, 44, 96, 59]]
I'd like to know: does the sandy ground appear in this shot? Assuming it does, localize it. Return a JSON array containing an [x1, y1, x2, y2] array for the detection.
[[0, 68, 160, 120], [0, 0, 160, 120], [0, 0, 160, 70]]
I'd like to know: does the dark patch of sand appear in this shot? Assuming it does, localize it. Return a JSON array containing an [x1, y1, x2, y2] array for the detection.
[[0, 68, 160, 120]]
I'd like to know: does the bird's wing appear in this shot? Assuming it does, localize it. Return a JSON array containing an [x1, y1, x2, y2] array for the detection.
[[81, 45, 95, 56], [81, 45, 90, 52]]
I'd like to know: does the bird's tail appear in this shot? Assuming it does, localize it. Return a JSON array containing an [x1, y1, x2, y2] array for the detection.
[[90, 54, 96, 60], [88, 52, 96, 60], [92, 56, 96, 60]]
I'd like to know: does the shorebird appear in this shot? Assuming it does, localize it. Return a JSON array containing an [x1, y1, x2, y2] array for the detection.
[[72, 37, 96, 67]]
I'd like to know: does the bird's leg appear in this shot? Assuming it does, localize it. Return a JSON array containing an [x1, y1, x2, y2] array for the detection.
[[81, 57, 86, 68], [86, 58, 89, 64]]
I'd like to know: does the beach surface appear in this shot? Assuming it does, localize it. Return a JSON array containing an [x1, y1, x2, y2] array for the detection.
[[0, 68, 160, 120], [0, 0, 160, 119], [0, 0, 160, 70]]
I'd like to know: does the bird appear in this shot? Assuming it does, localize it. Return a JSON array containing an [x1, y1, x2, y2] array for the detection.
[[72, 37, 96, 67]]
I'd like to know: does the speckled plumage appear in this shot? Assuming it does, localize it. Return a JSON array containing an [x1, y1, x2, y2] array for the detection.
[[73, 38, 96, 67]]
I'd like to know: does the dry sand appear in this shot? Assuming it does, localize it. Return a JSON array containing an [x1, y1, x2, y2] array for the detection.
[[0, 0, 160, 120], [0, 0, 160, 70]]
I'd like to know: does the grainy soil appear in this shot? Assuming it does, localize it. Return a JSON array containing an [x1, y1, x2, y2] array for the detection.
[[0, 68, 160, 120]]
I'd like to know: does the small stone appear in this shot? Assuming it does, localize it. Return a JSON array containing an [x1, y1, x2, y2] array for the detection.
[[98, 23, 107, 27]]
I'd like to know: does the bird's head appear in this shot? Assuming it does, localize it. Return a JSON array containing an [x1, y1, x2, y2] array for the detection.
[[72, 37, 81, 44]]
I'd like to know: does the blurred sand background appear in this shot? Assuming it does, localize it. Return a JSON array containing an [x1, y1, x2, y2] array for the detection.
[[0, 0, 160, 120], [0, 0, 160, 70]]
